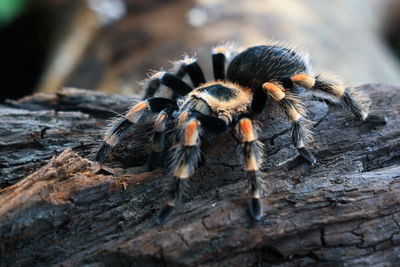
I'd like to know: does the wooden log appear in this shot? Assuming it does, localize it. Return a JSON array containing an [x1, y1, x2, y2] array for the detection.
[[1, 84, 400, 266]]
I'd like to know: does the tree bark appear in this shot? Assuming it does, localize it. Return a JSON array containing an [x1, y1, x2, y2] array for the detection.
[[1, 84, 400, 266]]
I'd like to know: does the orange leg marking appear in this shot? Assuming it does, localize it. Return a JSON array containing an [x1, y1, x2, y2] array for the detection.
[[239, 118, 255, 142], [126, 101, 148, 122], [291, 74, 315, 89], [263, 82, 285, 101], [130, 101, 148, 113], [184, 119, 200, 146], [178, 111, 189, 126]]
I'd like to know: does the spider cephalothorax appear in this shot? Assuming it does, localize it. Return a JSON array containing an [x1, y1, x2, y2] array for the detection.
[[94, 42, 386, 224]]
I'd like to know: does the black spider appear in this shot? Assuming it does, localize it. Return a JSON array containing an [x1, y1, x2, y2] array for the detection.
[[94, 42, 386, 224]]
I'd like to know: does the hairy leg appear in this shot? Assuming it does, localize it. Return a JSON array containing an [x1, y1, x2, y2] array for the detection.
[[156, 112, 228, 224], [212, 43, 240, 80], [147, 106, 177, 171], [142, 71, 193, 99], [95, 97, 177, 162], [263, 81, 316, 165], [289, 73, 387, 126], [236, 117, 265, 221]]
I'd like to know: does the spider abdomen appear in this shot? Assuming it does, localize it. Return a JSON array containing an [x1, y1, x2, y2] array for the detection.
[[226, 45, 310, 91]]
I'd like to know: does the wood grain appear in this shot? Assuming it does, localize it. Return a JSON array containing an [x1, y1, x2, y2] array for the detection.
[[1, 84, 399, 266]]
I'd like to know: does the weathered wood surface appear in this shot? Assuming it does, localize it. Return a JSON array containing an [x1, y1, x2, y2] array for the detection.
[[1, 84, 400, 266]]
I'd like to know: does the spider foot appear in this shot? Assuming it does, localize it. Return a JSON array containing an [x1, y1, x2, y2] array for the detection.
[[298, 147, 317, 166], [248, 198, 263, 221], [156, 203, 174, 225], [365, 114, 387, 127]]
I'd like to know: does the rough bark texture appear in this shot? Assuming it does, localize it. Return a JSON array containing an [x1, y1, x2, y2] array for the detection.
[[1, 84, 400, 266]]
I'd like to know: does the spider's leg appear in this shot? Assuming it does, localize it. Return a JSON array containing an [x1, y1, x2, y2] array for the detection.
[[171, 55, 206, 87], [147, 106, 177, 171], [212, 51, 226, 80], [212, 43, 241, 80], [236, 117, 265, 221], [289, 74, 387, 126], [143, 71, 193, 99], [156, 117, 201, 224], [156, 113, 228, 224], [185, 57, 206, 87], [263, 82, 316, 165], [95, 97, 177, 162]]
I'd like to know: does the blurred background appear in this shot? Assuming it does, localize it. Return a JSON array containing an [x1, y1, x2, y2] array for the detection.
[[1, 0, 400, 101]]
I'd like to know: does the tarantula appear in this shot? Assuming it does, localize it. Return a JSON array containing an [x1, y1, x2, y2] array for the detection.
[[94, 42, 386, 224]]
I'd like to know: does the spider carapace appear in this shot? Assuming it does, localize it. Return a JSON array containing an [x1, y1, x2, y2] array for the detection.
[[94, 43, 386, 224]]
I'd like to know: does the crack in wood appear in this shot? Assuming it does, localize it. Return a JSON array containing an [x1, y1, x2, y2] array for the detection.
[[1, 85, 400, 265]]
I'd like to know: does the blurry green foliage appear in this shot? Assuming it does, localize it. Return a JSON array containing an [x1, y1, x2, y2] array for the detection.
[[0, 0, 30, 27]]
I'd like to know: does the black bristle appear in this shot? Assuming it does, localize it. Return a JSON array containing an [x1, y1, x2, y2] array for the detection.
[[190, 111, 228, 135], [168, 176, 189, 202], [156, 204, 174, 225], [342, 91, 364, 120], [246, 170, 264, 221], [111, 119, 133, 137], [161, 73, 192, 96], [143, 78, 161, 99], [248, 198, 263, 221], [186, 62, 206, 87], [314, 79, 335, 94], [212, 53, 226, 80], [156, 176, 189, 224], [246, 170, 261, 193], [298, 147, 316, 166], [94, 141, 111, 162], [168, 145, 201, 176], [365, 114, 387, 127], [148, 98, 178, 112], [151, 131, 166, 152], [292, 120, 302, 147]]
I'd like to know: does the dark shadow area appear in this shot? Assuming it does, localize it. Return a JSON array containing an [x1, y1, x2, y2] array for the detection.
[[0, 1, 74, 101], [383, 1, 400, 66]]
